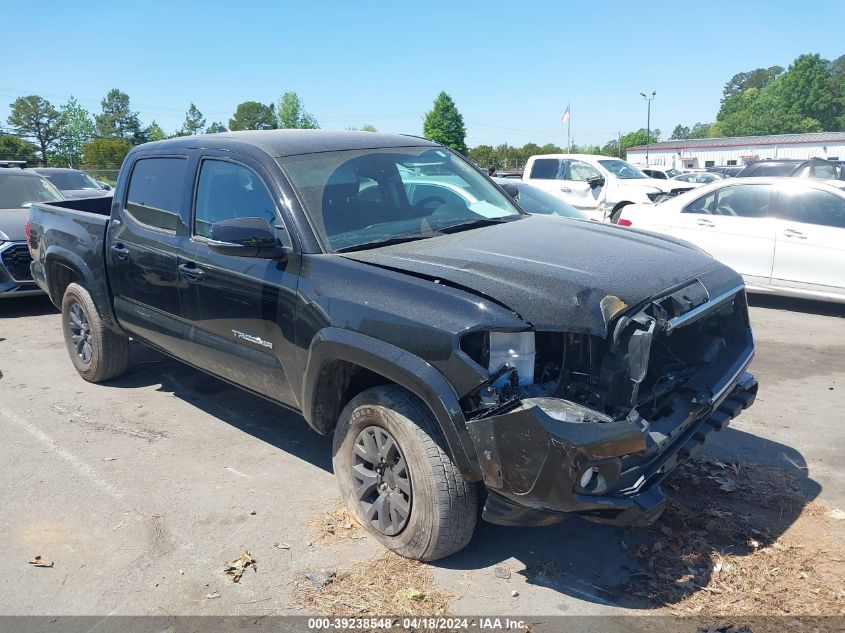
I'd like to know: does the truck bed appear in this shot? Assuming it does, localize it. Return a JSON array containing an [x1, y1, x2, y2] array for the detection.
[[28, 197, 113, 315]]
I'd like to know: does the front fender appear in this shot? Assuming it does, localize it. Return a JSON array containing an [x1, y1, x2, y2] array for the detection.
[[302, 327, 482, 481]]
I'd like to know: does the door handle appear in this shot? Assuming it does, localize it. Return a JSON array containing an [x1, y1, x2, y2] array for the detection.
[[783, 229, 807, 239], [110, 244, 129, 260], [178, 262, 204, 281], [560, 187, 572, 193], [696, 219, 715, 227]]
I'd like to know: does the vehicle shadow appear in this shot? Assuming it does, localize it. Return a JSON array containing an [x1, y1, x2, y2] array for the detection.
[[105, 342, 333, 473], [435, 428, 821, 610], [99, 342, 820, 611], [748, 293, 845, 318], [0, 295, 57, 319]]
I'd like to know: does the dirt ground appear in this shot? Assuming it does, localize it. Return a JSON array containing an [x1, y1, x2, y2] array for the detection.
[[0, 293, 843, 623]]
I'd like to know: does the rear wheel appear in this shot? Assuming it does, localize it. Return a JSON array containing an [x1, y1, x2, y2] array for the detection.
[[332, 385, 477, 561], [61, 283, 129, 382]]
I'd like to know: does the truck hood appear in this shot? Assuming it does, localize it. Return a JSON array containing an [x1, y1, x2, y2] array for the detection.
[[0, 208, 28, 241], [342, 215, 741, 336]]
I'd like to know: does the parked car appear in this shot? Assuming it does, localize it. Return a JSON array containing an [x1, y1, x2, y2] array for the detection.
[[522, 154, 695, 222], [33, 168, 112, 199], [640, 166, 683, 180], [734, 158, 839, 180], [617, 178, 845, 303], [0, 164, 63, 298], [492, 178, 588, 219], [672, 172, 729, 184], [29, 130, 757, 560], [706, 166, 744, 177]]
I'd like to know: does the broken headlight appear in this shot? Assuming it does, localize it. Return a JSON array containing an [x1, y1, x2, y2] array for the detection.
[[460, 330, 535, 387], [522, 397, 612, 424]]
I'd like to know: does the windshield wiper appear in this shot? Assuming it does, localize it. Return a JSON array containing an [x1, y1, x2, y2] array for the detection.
[[436, 216, 517, 234], [334, 234, 433, 253]]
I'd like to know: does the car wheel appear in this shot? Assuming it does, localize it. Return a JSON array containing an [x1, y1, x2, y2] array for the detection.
[[332, 385, 477, 561], [61, 282, 129, 382]]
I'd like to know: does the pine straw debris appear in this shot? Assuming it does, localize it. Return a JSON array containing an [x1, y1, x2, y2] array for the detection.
[[627, 457, 845, 616], [294, 553, 452, 616], [309, 505, 365, 543]]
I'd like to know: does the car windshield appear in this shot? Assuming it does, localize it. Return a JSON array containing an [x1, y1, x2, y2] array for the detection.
[[0, 173, 63, 208], [665, 168, 681, 178], [512, 184, 586, 219], [597, 159, 648, 179], [42, 170, 101, 190], [280, 146, 523, 252]]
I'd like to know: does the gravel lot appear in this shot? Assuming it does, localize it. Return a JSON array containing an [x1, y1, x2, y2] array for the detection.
[[0, 293, 843, 617]]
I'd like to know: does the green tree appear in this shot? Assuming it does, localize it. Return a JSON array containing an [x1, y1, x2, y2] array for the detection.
[[619, 129, 660, 155], [95, 89, 142, 142], [670, 124, 690, 140], [360, 124, 377, 132], [690, 122, 715, 138], [468, 144, 497, 170], [6, 95, 63, 165], [0, 135, 39, 164], [81, 138, 132, 168], [145, 120, 168, 141], [722, 66, 784, 101], [423, 92, 467, 154], [205, 121, 225, 134], [181, 103, 206, 135], [52, 97, 95, 167], [277, 92, 319, 129], [229, 101, 276, 131], [777, 54, 837, 130], [601, 138, 621, 157], [538, 143, 564, 154]]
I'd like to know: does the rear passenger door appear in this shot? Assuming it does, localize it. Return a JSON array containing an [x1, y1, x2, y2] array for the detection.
[[106, 155, 190, 353], [670, 183, 776, 285], [770, 185, 845, 295], [177, 154, 301, 406]]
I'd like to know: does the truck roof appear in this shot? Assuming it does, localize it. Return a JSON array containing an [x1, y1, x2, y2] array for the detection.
[[137, 129, 439, 158]]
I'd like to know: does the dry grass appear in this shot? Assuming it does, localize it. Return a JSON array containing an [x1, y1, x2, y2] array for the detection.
[[309, 504, 365, 543], [293, 553, 452, 616], [627, 458, 845, 616]]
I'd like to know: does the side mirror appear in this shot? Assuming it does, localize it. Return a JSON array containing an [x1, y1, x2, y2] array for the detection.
[[587, 176, 606, 189], [500, 183, 520, 200], [100, 182, 113, 191], [21, 202, 33, 209], [208, 217, 288, 259]]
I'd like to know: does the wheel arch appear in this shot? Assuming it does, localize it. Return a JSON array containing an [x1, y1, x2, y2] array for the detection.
[[44, 247, 117, 328], [302, 327, 482, 482]]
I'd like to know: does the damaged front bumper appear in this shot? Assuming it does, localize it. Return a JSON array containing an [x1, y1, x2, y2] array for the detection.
[[466, 370, 758, 528]]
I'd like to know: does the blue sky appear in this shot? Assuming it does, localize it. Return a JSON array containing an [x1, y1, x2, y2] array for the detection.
[[3, 1, 845, 148]]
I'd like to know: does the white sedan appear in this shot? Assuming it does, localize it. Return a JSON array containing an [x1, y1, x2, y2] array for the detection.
[[617, 178, 845, 303]]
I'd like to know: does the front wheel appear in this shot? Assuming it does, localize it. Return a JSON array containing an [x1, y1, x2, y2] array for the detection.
[[61, 283, 129, 382], [332, 385, 477, 561]]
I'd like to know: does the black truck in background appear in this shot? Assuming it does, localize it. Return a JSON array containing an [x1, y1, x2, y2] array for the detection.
[[28, 130, 758, 560]]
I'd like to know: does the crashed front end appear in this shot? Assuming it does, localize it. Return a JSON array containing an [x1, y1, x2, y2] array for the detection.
[[461, 279, 757, 527]]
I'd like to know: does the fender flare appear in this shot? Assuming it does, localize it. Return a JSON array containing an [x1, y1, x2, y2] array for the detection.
[[44, 246, 116, 326], [302, 327, 482, 482]]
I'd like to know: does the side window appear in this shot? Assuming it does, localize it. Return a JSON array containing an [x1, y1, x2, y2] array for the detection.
[[683, 185, 770, 217], [683, 191, 717, 214], [776, 189, 845, 229], [529, 158, 561, 180], [194, 160, 277, 238], [568, 161, 601, 182], [124, 157, 187, 232]]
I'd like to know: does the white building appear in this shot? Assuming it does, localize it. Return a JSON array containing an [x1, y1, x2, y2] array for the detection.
[[626, 131, 845, 169]]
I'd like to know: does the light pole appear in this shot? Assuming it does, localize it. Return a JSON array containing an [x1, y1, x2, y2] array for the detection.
[[640, 91, 656, 165]]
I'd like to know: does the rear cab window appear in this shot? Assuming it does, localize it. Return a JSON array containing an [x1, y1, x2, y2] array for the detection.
[[124, 157, 188, 233]]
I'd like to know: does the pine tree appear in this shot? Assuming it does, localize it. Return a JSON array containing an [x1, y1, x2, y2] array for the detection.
[[423, 92, 467, 154]]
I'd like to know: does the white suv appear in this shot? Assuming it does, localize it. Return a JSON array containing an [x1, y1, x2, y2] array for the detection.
[[522, 154, 695, 221]]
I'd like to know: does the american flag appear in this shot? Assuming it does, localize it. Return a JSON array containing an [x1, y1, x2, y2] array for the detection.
[[561, 104, 570, 124]]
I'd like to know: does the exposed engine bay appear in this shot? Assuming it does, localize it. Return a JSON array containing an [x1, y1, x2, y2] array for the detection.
[[460, 280, 752, 425]]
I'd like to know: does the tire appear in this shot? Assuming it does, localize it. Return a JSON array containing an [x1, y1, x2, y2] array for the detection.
[[332, 385, 478, 561], [61, 282, 129, 383]]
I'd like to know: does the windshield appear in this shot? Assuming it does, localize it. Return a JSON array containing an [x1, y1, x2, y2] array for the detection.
[[512, 183, 586, 219], [0, 173, 63, 208], [665, 168, 681, 178], [280, 146, 523, 252], [41, 170, 101, 190], [598, 159, 648, 179]]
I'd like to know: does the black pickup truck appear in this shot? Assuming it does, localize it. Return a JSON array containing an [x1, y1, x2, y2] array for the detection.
[[28, 130, 757, 561]]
